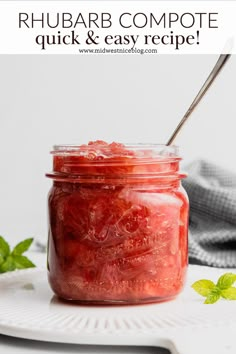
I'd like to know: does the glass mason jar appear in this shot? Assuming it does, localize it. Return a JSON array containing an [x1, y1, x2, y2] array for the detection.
[[46, 141, 189, 304]]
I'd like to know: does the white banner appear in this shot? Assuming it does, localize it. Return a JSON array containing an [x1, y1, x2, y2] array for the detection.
[[0, 1, 235, 54]]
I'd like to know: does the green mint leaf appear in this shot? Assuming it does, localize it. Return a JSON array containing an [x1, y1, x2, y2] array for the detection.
[[12, 255, 35, 269], [204, 288, 221, 304], [216, 273, 236, 290], [12, 238, 34, 256], [0, 256, 16, 273], [0, 254, 4, 265], [0, 236, 10, 259], [191, 279, 215, 297], [221, 287, 236, 300], [0, 236, 36, 274]]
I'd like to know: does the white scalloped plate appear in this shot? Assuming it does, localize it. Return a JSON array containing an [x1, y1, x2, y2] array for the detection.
[[0, 260, 236, 354]]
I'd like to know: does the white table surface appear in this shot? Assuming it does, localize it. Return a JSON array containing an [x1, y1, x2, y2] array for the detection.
[[0, 252, 236, 354], [0, 335, 169, 354]]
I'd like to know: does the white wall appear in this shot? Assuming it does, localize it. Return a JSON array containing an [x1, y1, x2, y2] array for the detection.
[[0, 54, 235, 244]]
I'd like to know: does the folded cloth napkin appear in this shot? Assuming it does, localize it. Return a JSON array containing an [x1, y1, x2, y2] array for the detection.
[[182, 160, 236, 268]]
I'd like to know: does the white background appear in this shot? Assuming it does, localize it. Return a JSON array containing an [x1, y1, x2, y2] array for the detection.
[[0, 54, 236, 244]]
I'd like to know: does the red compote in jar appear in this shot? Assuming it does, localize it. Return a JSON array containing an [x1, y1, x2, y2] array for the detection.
[[46, 141, 189, 304]]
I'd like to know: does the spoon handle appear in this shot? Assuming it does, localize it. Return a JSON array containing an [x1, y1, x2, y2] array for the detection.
[[166, 53, 231, 146]]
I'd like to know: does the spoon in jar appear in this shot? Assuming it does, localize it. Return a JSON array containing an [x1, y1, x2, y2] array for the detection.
[[166, 44, 232, 146]]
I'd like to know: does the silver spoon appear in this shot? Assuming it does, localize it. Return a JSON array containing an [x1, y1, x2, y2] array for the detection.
[[166, 52, 231, 146]]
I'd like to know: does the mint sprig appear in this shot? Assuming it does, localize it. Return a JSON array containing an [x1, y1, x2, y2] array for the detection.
[[0, 236, 35, 273], [192, 272, 236, 304]]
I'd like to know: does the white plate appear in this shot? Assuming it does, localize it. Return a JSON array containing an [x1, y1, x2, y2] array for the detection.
[[0, 256, 236, 354]]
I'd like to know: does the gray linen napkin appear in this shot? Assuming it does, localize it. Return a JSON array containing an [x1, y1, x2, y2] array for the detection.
[[182, 159, 236, 268]]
